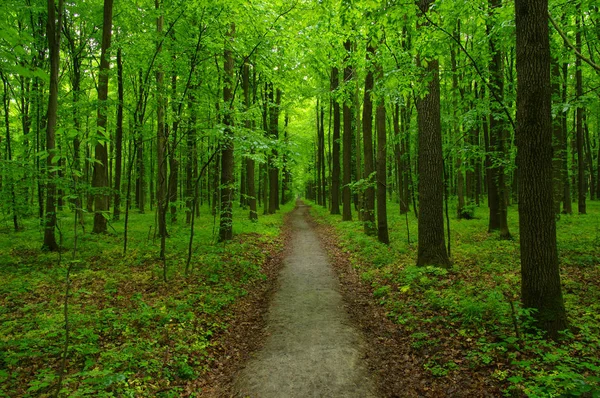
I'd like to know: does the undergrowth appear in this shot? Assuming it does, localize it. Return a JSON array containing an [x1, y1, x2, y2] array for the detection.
[[310, 200, 600, 398], [0, 202, 293, 397]]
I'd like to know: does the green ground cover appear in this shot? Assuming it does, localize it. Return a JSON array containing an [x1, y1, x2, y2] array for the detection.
[[310, 200, 600, 397], [0, 202, 294, 397]]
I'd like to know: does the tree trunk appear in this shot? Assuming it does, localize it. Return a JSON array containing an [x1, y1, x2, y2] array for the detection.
[[561, 58, 572, 214], [155, 0, 168, 254], [219, 22, 235, 241], [243, 63, 258, 221], [354, 71, 363, 218], [487, 0, 511, 239], [186, 90, 197, 224], [92, 0, 114, 234], [515, 0, 568, 339], [42, 0, 63, 251], [575, 10, 586, 214], [375, 63, 389, 245], [330, 67, 341, 215], [415, 0, 449, 268], [113, 47, 124, 220], [168, 53, 179, 224], [551, 58, 564, 214], [320, 106, 326, 207], [583, 114, 595, 200], [342, 39, 353, 221], [362, 44, 376, 234], [1, 74, 19, 231]]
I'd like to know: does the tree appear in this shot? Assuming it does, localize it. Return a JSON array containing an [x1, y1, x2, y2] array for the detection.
[[113, 47, 124, 220], [342, 39, 353, 221], [515, 0, 568, 339], [156, 0, 168, 256], [415, 0, 450, 268], [330, 66, 341, 215], [42, 0, 64, 251], [575, 8, 586, 215], [375, 58, 389, 245], [243, 63, 258, 221], [487, 0, 511, 239], [362, 44, 376, 234], [219, 22, 235, 242], [91, 0, 114, 234]]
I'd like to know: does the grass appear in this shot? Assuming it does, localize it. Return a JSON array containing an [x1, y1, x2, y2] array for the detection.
[[0, 201, 294, 397], [309, 198, 600, 397]]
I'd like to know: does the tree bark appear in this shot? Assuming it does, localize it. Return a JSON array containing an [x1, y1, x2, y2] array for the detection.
[[330, 67, 341, 215], [575, 10, 586, 214], [342, 39, 353, 221], [155, 0, 168, 255], [92, 0, 114, 234], [416, 0, 450, 267], [362, 44, 376, 233], [268, 85, 280, 214], [242, 63, 258, 221], [515, 0, 568, 339], [551, 58, 564, 214], [487, 0, 511, 239], [113, 47, 124, 220], [219, 22, 235, 241], [42, 0, 63, 251], [375, 63, 389, 245]]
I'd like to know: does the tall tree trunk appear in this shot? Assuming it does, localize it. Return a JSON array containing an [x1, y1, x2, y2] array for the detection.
[[415, 0, 450, 268], [219, 22, 235, 241], [156, 0, 168, 254], [575, 10, 586, 214], [1, 74, 19, 231], [342, 39, 353, 221], [113, 47, 124, 220], [551, 58, 564, 214], [362, 44, 376, 234], [242, 63, 258, 221], [92, 0, 114, 234], [135, 70, 146, 213], [186, 90, 197, 224], [315, 101, 322, 206], [515, 0, 568, 339], [393, 104, 403, 214], [281, 115, 290, 205], [561, 58, 572, 214], [320, 106, 327, 207], [268, 86, 280, 214], [330, 67, 341, 215], [400, 100, 411, 214], [354, 70, 363, 218], [168, 52, 179, 224], [375, 64, 389, 245], [42, 0, 63, 251], [583, 114, 595, 200], [487, 0, 511, 239]]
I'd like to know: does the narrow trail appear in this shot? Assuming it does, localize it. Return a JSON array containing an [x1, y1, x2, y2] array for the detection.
[[233, 203, 379, 398]]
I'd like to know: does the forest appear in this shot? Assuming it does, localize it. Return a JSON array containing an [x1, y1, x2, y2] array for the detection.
[[0, 0, 599, 396]]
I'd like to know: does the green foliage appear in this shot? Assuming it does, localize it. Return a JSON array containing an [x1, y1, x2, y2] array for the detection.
[[310, 200, 600, 397], [0, 203, 292, 396]]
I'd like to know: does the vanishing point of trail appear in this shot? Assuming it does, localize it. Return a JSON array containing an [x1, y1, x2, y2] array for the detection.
[[234, 203, 378, 397]]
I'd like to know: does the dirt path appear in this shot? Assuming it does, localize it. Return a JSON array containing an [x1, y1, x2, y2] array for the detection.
[[233, 203, 379, 398]]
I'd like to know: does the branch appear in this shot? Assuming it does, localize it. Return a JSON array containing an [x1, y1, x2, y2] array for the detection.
[[548, 12, 600, 74]]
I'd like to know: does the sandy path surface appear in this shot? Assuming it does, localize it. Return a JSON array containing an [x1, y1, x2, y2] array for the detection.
[[234, 203, 378, 398]]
